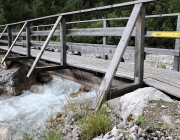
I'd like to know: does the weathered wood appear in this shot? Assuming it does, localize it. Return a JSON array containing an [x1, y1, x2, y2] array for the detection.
[[7, 26, 12, 48], [37, 26, 40, 41], [103, 20, 108, 59], [134, 4, 145, 85], [1, 22, 28, 64], [5, 56, 33, 61], [103, 20, 108, 45], [27, 16, 62, 77], [0, 25, 8, 39], [60, 16, 67, 66], [92, 3, 142, 111], [35, 65, 67, 71], [1, 46, 180, 99], [107, 83, 142, 100], [32, 27, 135, 37], [26, 22, 31, 57], [144, 78, 180, 98], [1, 40, 180, 58], [173, 15, 180, 71]]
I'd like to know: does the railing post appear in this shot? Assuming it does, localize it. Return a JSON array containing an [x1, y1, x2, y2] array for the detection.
[[7, 26, 12, 48], [60, 16, 67, 66], [103, 20, 108, 60], [12, 29, 15, 41], [103, 20, 108, 45], [26, 22, 31, 57], [37, 26, 40, 41], [173, 15, 180, 71], [134, 4, 145, 85]]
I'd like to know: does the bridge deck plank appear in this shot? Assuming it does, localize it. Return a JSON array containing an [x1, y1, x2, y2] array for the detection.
[[0, 45, 180, 98]]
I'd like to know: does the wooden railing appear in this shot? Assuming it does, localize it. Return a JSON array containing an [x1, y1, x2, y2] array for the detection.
[[1, 13, 179, 70]]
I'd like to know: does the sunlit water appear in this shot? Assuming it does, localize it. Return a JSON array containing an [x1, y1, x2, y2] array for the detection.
[[0, 76, 96, 139]]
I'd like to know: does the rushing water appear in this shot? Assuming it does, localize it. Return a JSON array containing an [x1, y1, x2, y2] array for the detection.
[[0, 76, 96, 139]]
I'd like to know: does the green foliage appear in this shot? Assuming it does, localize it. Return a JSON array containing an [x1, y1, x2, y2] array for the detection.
[[154, 123, 168, 130], [138, 115, 145, 123], [79, 106, 111, 140], [154, 123, 161, 129], [162, 125, 168, 130], [122, 132, 133, 140]]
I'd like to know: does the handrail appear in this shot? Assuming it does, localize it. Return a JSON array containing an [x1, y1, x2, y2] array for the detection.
[[0, 0, 156, 27], [30, 13, 180, 29]]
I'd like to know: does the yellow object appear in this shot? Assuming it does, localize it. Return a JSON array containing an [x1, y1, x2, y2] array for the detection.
[[152, 32, 180, 38]]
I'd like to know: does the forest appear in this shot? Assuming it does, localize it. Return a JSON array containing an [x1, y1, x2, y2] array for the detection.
[[0, 0, 180, 47]]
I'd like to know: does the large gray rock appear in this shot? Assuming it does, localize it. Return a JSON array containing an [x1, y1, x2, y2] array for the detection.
[[0, 63, 37, 96]]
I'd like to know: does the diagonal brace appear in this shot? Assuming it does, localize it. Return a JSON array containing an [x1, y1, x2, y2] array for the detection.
[[0, 25, 8, 39], [1, 22, 28, 63], [27, 16, 62, 77], [92, 3, 143, 111]]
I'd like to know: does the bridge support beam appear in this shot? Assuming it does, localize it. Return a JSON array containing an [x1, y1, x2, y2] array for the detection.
[[60, 16, 67, 66], [134, 4, 145, 85], [92, 3, 143, 111]]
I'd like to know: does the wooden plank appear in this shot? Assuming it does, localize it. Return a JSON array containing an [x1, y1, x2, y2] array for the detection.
[[1, 45, 180, 98], [27, 16, 62, 77], [1, 40, 180, 57], [134, 4, 145, 84], [30, 27, 135, 37], [60, 16, 67, 66], [173, 15, 180, 71], [93, 3, 142, 111], [1, 22, 28, 63], [144, 78, 180, 98], [35, 65, 66, 71], [5, 56, 33, 61]]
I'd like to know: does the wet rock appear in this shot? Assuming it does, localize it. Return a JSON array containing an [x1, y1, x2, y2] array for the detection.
[[79, 85, 91, 92], [0, 63, 37, 96], [37, 71, 53, 83]]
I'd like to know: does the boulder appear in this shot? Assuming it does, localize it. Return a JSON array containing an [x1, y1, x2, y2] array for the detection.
[[37, 71, 53, 83], [0, 63, 37, 96]]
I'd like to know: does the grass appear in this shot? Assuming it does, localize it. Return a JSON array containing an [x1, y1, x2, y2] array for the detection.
[[79, 105, 111, 140]]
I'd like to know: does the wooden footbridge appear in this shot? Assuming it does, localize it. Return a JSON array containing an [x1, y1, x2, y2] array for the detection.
[[0, 0, 180, 110]]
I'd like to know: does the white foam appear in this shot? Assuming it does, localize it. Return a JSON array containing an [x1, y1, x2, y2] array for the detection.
[[0, 76, 96, 138]]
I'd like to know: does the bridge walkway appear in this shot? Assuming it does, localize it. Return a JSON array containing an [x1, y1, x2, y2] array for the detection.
[[0, 45, 180, 98]]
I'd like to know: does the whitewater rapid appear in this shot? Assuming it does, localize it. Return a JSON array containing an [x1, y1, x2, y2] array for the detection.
[[0, 76, 96, 139]]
